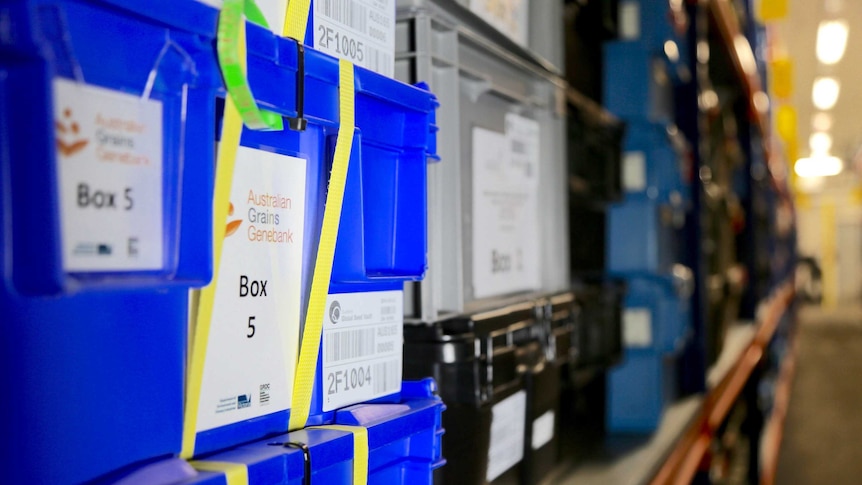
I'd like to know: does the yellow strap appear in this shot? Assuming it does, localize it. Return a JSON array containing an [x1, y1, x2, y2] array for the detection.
[[191, 461, 249, 485], [283, 0, 312, 41], [288, 59, 355, 431], [180, 73, 246, 460], [310, 425, 369, 485]]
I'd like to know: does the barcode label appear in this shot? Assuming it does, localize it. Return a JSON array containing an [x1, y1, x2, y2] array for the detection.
[[313, 0, 394, 77], [316, 0, 368, 35], [325, 328, 376, 363], [507, 113, 540, 183], [364, 44, 393, 80], [322, 290, 403, 411], [373, 359, 401, 395]]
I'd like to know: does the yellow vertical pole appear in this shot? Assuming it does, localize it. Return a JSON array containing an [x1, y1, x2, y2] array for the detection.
[[821, 199, 838, 309]]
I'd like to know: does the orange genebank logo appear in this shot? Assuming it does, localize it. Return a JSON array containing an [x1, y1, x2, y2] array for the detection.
[[56, 105, 153, 165], [225, 202, 243, 238], [225, 189, 295, 244], [93, 113, 150, 165], [56, 108, 89, 157]]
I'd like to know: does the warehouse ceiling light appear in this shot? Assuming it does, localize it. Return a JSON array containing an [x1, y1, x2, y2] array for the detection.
[[795, 155, 843, 177], [809, 132, 833, 154], [812, 77, 840, 110], [812, 112, 833, 131], [816, 20, 849, 65], [797, 174, 826, 192]]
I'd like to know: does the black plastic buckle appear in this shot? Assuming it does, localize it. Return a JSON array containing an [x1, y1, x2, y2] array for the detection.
[[287, 43, 308, 131], [284, 441, 312, 485]]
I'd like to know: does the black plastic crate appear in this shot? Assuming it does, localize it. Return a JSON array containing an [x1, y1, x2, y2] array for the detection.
[[404, 302, 540, 484], [567, 92, 626, 204], [517, 339, 561, 485], [543, 292, 579, 366], [569, 204, 608, 276], [564, 0, 619, 103], [573, 280, 625, 370]]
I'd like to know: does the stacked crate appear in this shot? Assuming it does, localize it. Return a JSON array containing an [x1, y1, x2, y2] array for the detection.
[[601, 0, 696, 432], [0, 0, 446, 483], [564, 81, 629, 451], [395, 0, 572, 483]]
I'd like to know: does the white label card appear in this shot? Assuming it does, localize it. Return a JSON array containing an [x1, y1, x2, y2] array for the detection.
[[322, 290, 403, 411], [531, 410, 555, 450], [469, 0, 529, 46], [623, 151, 647, 192], [487, 390, 526, 481], [196, 146, 306, 432], [53, 78, 164, 272], [313, 0, 395, 77], [472, 114, 541, 298], [624, 308, 653, 347]]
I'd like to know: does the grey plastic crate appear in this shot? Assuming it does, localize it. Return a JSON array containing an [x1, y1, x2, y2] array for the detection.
[[450, 0, 564, 71], [397, 0, 563, 74], [397, 0, 569, 322]]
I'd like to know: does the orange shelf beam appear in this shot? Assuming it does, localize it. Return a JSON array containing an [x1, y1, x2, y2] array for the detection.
[[649, 281, 795, 485]]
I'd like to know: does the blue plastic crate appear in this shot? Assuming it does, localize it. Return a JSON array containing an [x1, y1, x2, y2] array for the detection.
[[0, 0, 220, 483], [619, 271, 692, 353], [620, 122, 691, 202], [190, 5, 438, 457], [0, 0, 220, 293], [607, 348, 679, 433], [607, 198, 686, 275], [618, 0, 689, 51], [188, 380, 445, 485], [604, 41, 674, 124]]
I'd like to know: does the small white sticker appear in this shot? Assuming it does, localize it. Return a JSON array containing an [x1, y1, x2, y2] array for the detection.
[[624, 308, 653, 347], [469, 0, 529, 46], [619, 0, 641, 40], [623, 151, 647, 192], [196, 146, 306, 432], [471, 114, 542, 299], [313, 0, 395, 77], [531, 410, 555, 450], [487, 390, 526, 481], [322, 290, 403, 411], [53, 78, 164, 272]]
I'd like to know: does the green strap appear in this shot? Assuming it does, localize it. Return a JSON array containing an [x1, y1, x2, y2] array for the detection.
[[217, 0, 284, 131]]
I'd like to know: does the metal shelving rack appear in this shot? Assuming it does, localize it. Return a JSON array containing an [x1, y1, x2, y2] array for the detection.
[[554, 0, 798, 482]]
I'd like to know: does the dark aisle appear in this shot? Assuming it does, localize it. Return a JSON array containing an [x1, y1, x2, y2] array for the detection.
[[775, 306, 862, 485]]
